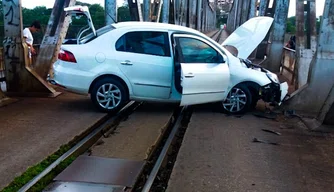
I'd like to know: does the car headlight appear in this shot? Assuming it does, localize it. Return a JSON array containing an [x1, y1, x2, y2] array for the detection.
[[266, 73, 280, 83]]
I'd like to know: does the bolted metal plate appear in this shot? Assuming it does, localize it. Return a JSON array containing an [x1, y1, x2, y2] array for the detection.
[[44, 181, 126, 192], [54, 155, 145, 187]]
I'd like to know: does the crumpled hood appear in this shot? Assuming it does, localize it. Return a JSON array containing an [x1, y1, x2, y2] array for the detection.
[[221, 16, 274, 59]]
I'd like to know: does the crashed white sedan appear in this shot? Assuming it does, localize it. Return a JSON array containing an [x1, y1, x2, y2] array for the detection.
[[50, 6, 288, 114]]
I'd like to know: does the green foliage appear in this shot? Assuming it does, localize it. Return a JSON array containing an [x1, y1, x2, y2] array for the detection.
[[22, 6, 52, 26], [0, 144, 75, 192], [0, 0, 131, 44], [118, 5, 131, 22], [286, 16, 296, 34]]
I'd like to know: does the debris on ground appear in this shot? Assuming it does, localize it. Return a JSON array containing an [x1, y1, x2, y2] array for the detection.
[[253, 111, 277, 120], [261, 129, 281, 136], [252, 138, 280, 145]]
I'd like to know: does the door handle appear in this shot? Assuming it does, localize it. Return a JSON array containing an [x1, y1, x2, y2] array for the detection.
[[121, 60, 133, 65], [184, 73, 194, 78]]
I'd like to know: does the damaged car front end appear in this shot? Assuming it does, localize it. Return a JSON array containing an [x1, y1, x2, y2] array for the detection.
[[241, 58, 289, 106]]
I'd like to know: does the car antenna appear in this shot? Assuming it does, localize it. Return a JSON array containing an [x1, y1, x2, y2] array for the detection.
[[106, 12, 117, 23]]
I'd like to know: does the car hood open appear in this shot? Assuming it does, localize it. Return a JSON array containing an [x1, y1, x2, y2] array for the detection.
[[221, 16, 274, 59]]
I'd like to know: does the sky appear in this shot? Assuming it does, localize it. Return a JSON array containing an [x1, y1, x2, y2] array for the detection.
[[21, 0, 325, 17]]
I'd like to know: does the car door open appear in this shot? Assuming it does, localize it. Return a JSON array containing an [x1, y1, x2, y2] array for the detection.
[[173, 34, 230, 106]]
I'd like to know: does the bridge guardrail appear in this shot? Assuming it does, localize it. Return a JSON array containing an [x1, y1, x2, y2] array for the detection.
[[280, 46, 297, 89]]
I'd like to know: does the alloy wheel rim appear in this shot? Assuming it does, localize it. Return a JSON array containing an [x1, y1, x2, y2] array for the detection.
[[223, 88, 247, 113], [96, 83, 122, 109]]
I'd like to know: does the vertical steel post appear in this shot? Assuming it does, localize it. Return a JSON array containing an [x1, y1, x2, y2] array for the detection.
[[259, 0, 269, 16], [283, 0, 334, 124], [127, 0, 140, 21], [137, 0, 144, 21], [174, 0, 179, 24], [248, 0, 257, 19], [264, 0, 290, 72], [105, 0, 117, 25], [197, 0, 203, 30], [35, 0, 76, 80], [143, 0, 150, 21], [156, 0, 163, 22], [226, 0, 237, 32], [295, 0, 317, 88], [2, 0, 23, 92], [162, 0, 170, 23], [3, 0, 57, 95], [241, 0, 250, 24], [189, 0, 197, 28]]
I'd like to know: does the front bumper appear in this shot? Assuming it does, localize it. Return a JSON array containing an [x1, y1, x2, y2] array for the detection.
[[260, 82, 289, 105]]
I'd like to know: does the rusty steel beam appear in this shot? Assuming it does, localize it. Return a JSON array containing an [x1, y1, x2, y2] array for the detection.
[[308, 1, 317, 51], [156, 0, 163, 22], [105, 0, 117, 24], [202, 0, 207, 31], [189, 0, 197, 28], [197, 0, 203, 30], [295, 0, 317, 88], [2, 0, 58, 96], [34, 0, 76, 81], [248, 0, 257, 18], [241, 0, 251, 24], [179, 0, 187, 26], [264, 0, 290, 72], [162, 0, 170, 23], [174, 0, 179, 25], [127, 0, 140, 21], [143, 0, 150, 21], [226, 0, 238, 32], [283, 0, 334, 124], [259, 0, 269, 16]]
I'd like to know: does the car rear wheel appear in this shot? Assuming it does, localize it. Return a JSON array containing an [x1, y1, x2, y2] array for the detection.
[[91, 77, 128, 113], [221, 84, 252, 114]]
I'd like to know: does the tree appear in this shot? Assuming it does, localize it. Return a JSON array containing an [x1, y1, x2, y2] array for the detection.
[[118, 5, 131, 22], [286, 16, 296, 34]]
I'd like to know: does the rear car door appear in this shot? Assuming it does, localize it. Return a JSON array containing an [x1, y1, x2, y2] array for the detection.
[[115, 30, 173, 99], [173, 34, 230, 106]]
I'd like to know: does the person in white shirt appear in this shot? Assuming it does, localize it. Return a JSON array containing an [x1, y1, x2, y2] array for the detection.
[[23, 20, 41, 57]]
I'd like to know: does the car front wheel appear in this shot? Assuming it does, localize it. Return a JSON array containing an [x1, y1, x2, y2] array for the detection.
[[221, 84, 252, 114], [91, 77, 128, 113]]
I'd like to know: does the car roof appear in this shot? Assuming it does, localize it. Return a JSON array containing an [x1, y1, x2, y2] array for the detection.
[[111, 21, 203, 36]]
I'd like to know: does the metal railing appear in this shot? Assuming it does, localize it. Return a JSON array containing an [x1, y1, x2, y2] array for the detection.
[[280, 46, 297, 87]]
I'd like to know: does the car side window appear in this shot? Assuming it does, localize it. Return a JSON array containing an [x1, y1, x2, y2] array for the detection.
[[177, 37, 223, 63], [115, 31, 171, 57]]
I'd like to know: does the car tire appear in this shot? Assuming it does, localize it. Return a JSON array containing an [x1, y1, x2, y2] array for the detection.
[[91, 77, 128, 113], [221, 84, 252, 114]]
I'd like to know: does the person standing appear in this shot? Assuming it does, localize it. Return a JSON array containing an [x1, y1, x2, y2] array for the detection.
[[23, 20, 41, 58]]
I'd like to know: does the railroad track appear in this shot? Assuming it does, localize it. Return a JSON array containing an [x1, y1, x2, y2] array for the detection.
[[209, 29, 223, 43], [18, 101, 141, 192], [17, 28, 223, 192]]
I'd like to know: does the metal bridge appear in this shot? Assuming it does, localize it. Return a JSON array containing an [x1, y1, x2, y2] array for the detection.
[[0, 0, 334, 125]]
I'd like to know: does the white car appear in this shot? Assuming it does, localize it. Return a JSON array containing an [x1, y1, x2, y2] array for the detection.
[[50, 6, 288, 114]]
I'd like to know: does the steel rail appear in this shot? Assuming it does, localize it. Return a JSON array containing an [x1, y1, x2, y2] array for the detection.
[[215, 29, 223, 43], [18, 101, 137, 192], [210, 29, 221, 39], [141, 106, 187, 192]]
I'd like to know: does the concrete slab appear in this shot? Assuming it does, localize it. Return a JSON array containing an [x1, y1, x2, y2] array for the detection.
[[0, 90, 106, 190], [90, 103, 176, 161], [166, 104, 334, 192]]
